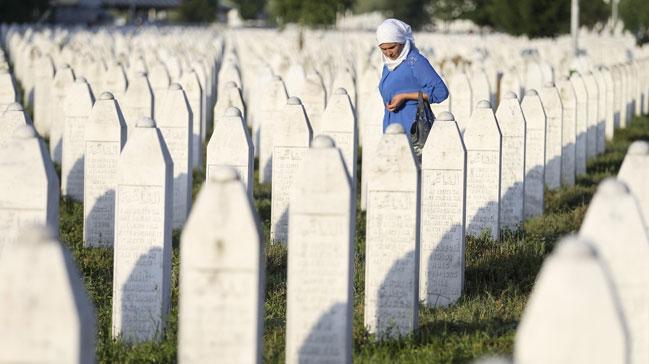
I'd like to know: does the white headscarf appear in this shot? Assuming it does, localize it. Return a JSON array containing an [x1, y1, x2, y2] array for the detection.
[[376, 18, 416, 71]]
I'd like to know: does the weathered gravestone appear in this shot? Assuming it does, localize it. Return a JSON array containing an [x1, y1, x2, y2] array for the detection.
[[557, 76, 577, 186], [112, 117, 173, 343], [180, 69, 203, 169], [259, 76, 288, 184], [0, 102, 30, 146], [270, 97, 312, 244], [521, 90, 546, 219], [33, 55, 55, 137], [49, 64, 75, 163], [320, 88, 357, 183], [62, 77, 94, 201], [84, 92, 126, 248], [286, 135, 353, 364], [420, 111, 466, 307], [538, 82, 563, 190], [0, 126, 59, 258], [464, 100, 501, 240], [515, 235, 627, 364], [496, 92, 526, 230], [178, 166, 264, 364], [122, 71, 153, 135], [0, 226, 96, 364], [570, 73, 588, 176], [580, 178, 649, 364], [365, 123, 419, 339], [360, 87, 385, 211], [582, 72, 600, 160], [157, 83, 192, 228], [206, 106, 253, 197], [617, 141, 649, 235], [449, 71, 473, 133]]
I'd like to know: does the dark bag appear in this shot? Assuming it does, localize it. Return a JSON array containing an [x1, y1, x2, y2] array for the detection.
[[409, 91, 434, 160]]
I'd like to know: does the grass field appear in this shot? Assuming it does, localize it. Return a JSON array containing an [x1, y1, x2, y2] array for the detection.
[[53, 114, 649, 363]]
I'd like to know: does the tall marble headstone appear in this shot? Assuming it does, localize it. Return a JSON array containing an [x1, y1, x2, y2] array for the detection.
[[570, 73, 589, 176], [593, 69, 608, 154], [122, 71, 154, 135], [521, 90, 546, 219], [360, 87, 385, 211], [320, 88, 357, 183], [180, 70, 203, 169], [449, 71, 473, 132], [582, 72, 600, 160], [259, 76, 288, 184], [33, 55, 55, 137], [0, 68, 17, 111], [49, 64, 75, 163], [300, 72, 327, 135], [538, 82, 563, 189], [149, 62, 171, 123], [556, 77, 577, 186]]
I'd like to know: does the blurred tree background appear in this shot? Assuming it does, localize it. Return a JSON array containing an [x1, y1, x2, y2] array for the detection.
[[0, 0, 50, 23]]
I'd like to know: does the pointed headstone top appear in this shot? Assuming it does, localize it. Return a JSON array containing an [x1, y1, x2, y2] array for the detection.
[[99, 92, 114, 100], [334, 87, 347, 95], [12, 125, 36, 139], [477, 100, 492, 109], [597, 177, 629, 195], [437, 111, 454, 121], [628, 141, 649, 155], [555, 235, 597, 259], [525, 89, 538, 96], [287, 96, 302, 105], [504, 92, 517, 100], [225, 106, 241, 117], [225, 81, 238, 88], [6, 102, 23, 111], [75, 77, 87, 84], [544, 82, 554, 88], [311, 135, 335, 149], [168, 83, 182, 91], [386, 123, 405, 134], [135, 117, 155, 128]]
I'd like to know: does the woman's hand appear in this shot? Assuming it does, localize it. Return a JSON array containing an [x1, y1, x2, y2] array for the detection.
[[386, 93, 407, 112]]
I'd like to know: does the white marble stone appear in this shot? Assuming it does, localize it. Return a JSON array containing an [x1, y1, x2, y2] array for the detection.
[[83, 92, 126, 248], [360, 87, 384, 211], [178, 166, 264, 364], [582, 72, 600, 160], [593, 69, 608, 154], [618, 141, 649, 233], [464, 100, 502, 240], [515, 235, 627, 364], [122, 71, 153, 136], [538, 82, 563, 190], [521, 90, 546, 219], [570, 73, 588, 176], [0, 226, 96, 364], [259, 76, 288, 184], [0, 69, 17, 111], [364, 123, 419, 339], [33, 55, 55, 137], [49, 64, 75, 163], [300, 72, 327, 135], [112, 117, 173, 343], [103, 61, 128, 101], [180, 70, 203, 169], [148, 62, 171, 123], [206, 107, 253, 197], [0, 102, 30, 147], [213, 81, 245, 122], [470, 68, 492, 112], [286, 135, 353, 364], [420, 111, 466, 307], [600, 66, 616, 142], [579, 179, 649, 364], [320, 88, 357, 182], [449, 71, 473, 132], [557, 77, 576, 187]]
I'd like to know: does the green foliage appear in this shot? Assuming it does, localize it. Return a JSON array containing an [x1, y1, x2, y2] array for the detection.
[[269, 0, 352, 26], [177, 0, 218, 23], [620, 0, 649, 37], [231, 0, 266, 20], [0, 0, 49, 23]]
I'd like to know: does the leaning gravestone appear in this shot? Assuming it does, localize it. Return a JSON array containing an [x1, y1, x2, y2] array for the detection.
[[365, 123, 419, 339], [582, 72, 600, 160], [259, 76, 288, 184], [617, 141, 649, 234], [112, 117, 173, 343], [449, 71, 473, 132], [178, 166, 264, 364], [49, 64, 75, 163], [538, 82, 563, 190], [521, 90, 546, 219], [514, 236, 627, 364], [121, 71, 154, 135], [557, 77, 577, 186], [62, 77, 94, 202], [420, 111, 466, 307], [180, 69, 203, 169], [84, 92, 126, 247], [496, 92, 526, 230], [270, 97, 312, 244], [157, 83, 193, 229], [286, 135, 353, 364], [320, 88, 357, 183], [0, 226, 96, 364], [464, 100, 502, 240], [206, 107, 253, 197], [570, 73, 588, 176], [0, 102, 30, 146], [580, 178, 649, 364], [0, 126, 59, 257]]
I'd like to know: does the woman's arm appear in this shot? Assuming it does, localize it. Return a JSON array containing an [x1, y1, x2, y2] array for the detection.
[[386, 92, 427, 112]]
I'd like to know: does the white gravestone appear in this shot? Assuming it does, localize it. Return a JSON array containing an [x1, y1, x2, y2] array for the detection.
[[579, 179, 649, 364], [270, 97, 312, 244], [206, 107, 254, 197], [538, 82, 563, 190], [496, 92, 526, 230], [180, 70, 203, 169], [617, 141, 649, 234], [0, 102, 30, 147], [582, 72, 600, 160], [471, 68, 492, 108], [570, 73, 589, 176], [0, 69, 17, 111], [360, 87, 385, 211], [84, 92, 126, 248], [0, 226, 96, 364], [213, 81, 245, 122], [34, 55, 55, 137], [49, 64, 75, 163], [464, 100, 502, 240], [62, 77, 94, 201], [449, 71, 473, 133], [112, 117, 173, 343], [149, 62, 171, 124], [557, 77, 577, 187], [420, 111, 466, 307], [600, 66, 616, 142], [122, 71, 154, 135], [364, 123, 419, 339], [514, 236, 627, 364], [521, 90, 546, 219], [104, 61, 128, 101], [300, 72, 327, 135], [178, 167, 264, 364], [286, 135, 353, 364], [259, 76, 288, 184], [157, 83, 193, 229], [593, 69, 608, 154], [320, 88, 357, 184], [0, 126, 59, 258]]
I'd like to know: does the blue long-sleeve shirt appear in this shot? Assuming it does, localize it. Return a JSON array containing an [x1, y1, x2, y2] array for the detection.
[[378, 48, 449, 133]]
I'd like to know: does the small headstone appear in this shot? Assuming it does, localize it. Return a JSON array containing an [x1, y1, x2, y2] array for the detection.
[[579, 179, 649, 364], [557, 77, 577, 186], [521, 90, 546, 219], [582, 72, 600, 160], [49, 64, 75, 163], [112, 117, 173, 343], [84, 92, 126, 247], [270, 97, 312, 243], [0, 226, 96, 363], [206, 106, 254, 197], [286, 135, 353, 363], [538, 82, 563, 190], [0, 126, 59, 257], [464, 100, 502, 240], [320, 88, 357, 182], [180, 70, 203, 169], [62, 78, 94, 201], [122, 71, 154, 135], [449, 71, 472, 132], [514, 235, 627, 364], [364, 123, 419, 339], [157, 83, 193, 228], [495, 92, 526, 230], [420, 111, 466, 307], [178, 166, 264, 364], [617, 141, 649, 232], [570, 73, 589, 176], [259, 76, 288, 184]]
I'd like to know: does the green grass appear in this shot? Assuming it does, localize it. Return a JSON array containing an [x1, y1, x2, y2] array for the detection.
[[52, 115, 649, 363]]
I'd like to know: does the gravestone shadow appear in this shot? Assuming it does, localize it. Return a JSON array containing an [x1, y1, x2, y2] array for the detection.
[[375, 250, 418, 340], [297, 303, 350, 361], [85, 189, 115, 247]]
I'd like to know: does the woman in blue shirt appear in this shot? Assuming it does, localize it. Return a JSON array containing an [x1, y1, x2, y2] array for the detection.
[[376, 19, 449, 134]]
